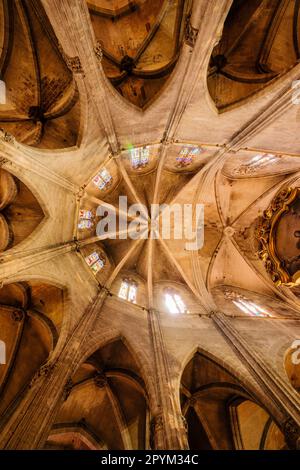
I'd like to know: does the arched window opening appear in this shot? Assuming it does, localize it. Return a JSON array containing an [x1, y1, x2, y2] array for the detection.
[[92, 168, 113, 191], [130, 146, 149, 169], [176, 146, 202, 168], [164, 288, 187, 314], [78, 209, 95, 230], [85, 252, 106, 274], [118, 279, 137, 304], [225, 290, 272, 317]]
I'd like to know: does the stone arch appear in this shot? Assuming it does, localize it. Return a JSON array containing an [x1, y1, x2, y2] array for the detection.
[[46, 424, 106, 450], [0, 279, 66, 425], [87, 0, 192, 109], [0, 167, 45, 252], [0, 0, 81, 149], [207, 0, 300, 112], [46, 334, 152, 450], [180, 347, 288, 449]]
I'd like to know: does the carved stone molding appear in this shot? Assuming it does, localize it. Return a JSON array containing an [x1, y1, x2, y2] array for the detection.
[[234, 165, 256, 176], [76, 186, 85, 202], [63, 378, 74, 401], [66, 55, 84, 75], [185, 14, 199, 48], [180, 414, 188, 431], [94, 41, 103, 61], [58, 44, 84, 75], [189, 396, 197, 408], [29, 362, 56, 389], [150, 413, 164, 449], [223, 226, 235, 238], [94, 371, 108, 388], [0, 157, 9, 167], [256, 187, 299, 287], [224, 289, 246, 302], [0, 128, 15, 144], [11, 310, 25, 322]]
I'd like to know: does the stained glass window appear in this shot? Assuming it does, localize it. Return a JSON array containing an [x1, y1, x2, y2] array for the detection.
[[78, 209, 94, 230], [176, 146, 202, 168], [93, 168, 113, 190], [85, 252, 105, 274], [130, 146, 150, 169], [119, 280, 129, 300], [118, 279, 137, 303], [78, 219, 94, 230], [165, 289, 187, 314], [79, 210, 93, 220], [91, 258, 105, 274]]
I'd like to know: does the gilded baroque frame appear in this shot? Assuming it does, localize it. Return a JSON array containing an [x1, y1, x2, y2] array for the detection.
[[256, 187, 300, 287]]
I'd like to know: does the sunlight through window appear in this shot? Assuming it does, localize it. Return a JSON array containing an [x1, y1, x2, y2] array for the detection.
[[165, 289, 187, 314], [130, 146, 150, 169], [119, 279, 137, 304]]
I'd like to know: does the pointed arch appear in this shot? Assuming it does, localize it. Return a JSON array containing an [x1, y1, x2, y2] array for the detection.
[[208, 0, 300, 111], [0, 280, 66, 425], [180, 347, 288, 450], [88, 0, 191, 109], [46, 335, 152, 450]]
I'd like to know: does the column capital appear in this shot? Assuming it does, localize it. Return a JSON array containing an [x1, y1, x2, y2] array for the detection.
[[94, 371, 108, 389], [94, 41, 103, 61], [29, 361, 57, 389]]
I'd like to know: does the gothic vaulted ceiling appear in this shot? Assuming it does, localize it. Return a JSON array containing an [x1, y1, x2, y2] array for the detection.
[[0, 0, 300, 451], [88, 0, 191, 108], [0, 0, 80, 148], [208, 0, 300, 110]]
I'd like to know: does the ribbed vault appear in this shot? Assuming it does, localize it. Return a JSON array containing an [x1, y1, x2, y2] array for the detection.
[[0, 0, 300, 451], [0, 281, 64, 422], [0, 0, 80, 148], [208, 0, 300, 110], [46, 338, 149, 450], [88, 0, 191, 108]]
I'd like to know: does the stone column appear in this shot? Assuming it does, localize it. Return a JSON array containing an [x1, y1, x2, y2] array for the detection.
[[212, 312, 300, 449], [148, 309, 188, 450], [0, 289, 108, 450]]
